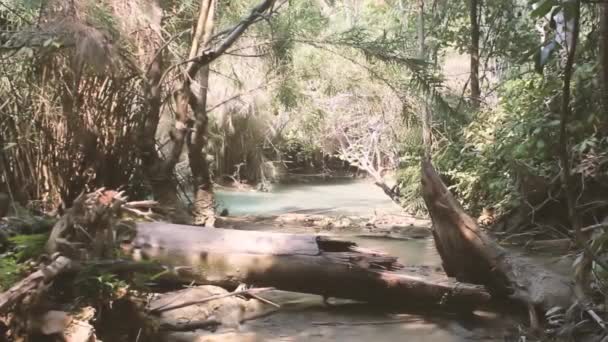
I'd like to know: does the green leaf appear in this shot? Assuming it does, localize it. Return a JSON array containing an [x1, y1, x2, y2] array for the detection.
[[530, 0, 557, 18], [536, 140, 545, 149]]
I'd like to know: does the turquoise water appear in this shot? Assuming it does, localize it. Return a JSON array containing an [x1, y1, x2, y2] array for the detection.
[[215, 180, 402, 216]]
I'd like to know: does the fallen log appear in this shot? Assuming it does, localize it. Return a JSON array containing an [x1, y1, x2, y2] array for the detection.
[[0, 256, 73, 313], [123, 222, 491, 310], [420, 159, 574, 314]]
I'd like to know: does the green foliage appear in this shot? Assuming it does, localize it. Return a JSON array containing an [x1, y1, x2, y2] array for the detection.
[[396, 163, 426, 215], [275, 74, 302, 110], [0, 257, 24, 291], [269, 0, 327, 60], [75, 272, 128, 302], [0, 233, 47, 291], [434, 73, 560, 212], [280, 133, 319, 164], [85, 0, 119, 38], [8, 233, 49, 261]]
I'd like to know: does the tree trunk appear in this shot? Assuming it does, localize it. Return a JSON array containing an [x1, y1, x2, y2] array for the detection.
[[420, 159, 573, 315], [187, 0, 217, 226], [558, 1, 591, 296], [126, 222, 492, 310], [157, 0, 275, 226], [168, 0, 217, 226], [418, 0, 432, 157], [469, 0, 481, 109], [600, 1, 608, 130], [0, 192, 8, 218], [141, 44, 191, 223], [417, 0, 425, 58]]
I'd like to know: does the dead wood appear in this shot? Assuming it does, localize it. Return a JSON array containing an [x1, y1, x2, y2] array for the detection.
[[149, 287, 274, 313], [125, 222, 491, 310], [0, 256, 73, 313], [420, 159, 574, 312], [46, 188, 126, 259]]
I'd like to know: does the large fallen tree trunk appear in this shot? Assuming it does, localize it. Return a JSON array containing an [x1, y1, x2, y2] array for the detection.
[[123, 222, 491, 310], [420, 159, 574, 316]]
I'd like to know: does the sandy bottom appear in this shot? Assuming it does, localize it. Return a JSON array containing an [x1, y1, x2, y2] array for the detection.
[[168, 291, 521, 342]]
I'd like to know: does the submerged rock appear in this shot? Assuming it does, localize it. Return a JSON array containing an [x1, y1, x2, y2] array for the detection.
[[146, 285, 271, 335]]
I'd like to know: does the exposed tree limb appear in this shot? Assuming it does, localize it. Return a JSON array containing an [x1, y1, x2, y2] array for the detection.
[[559, 0, 582, 246], [0, 256, 73, 313], [468, 0, 481, 109]]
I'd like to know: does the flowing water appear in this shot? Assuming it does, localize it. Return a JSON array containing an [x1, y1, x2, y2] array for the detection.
[[214, 180, 520, 341], [216, 180, 404, 216]]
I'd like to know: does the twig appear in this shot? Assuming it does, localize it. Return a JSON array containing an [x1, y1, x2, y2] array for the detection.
[[207, 82, 274, 113], [146, 29, 192, 75], [149, 287, 274, 313], [121, 206, 156, 219], [0, 0, 32, 25], [124, 200, 159, 209], [74, 224, 94, 242], [312, 318, 420, 326], [586, 308, 608, 332], [248, 293, 280, 308], [581, 223, 608, 233]]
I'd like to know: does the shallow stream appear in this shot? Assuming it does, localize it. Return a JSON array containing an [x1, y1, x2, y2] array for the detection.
[[214, 180, 521, 341], [216, 180, 403, 217]]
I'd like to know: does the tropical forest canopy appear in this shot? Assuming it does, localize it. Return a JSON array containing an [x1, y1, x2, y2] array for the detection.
[[3, 0, 606, 222], [1, 0, 608, 338]]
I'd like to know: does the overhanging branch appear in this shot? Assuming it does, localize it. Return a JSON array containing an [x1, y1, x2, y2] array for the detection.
[[159, 0, 277, 87], [186, 0, 277, 79]]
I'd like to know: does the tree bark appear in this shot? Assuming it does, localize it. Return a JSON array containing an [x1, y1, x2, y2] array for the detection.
[[600, 1, 608, 129], [0, 256, 73, 313], [469, 0, 481, 109], [140, 24, 192, 223], [560, 0, 581, 244], [418, 0, 433, 157], [125, 222, 492, 310], [417, 0, 425, 59], [558, 0, 590, 295], [0, 192, 8, 217], [187, 0, 217, 226], [420, 160, 573, 315]]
